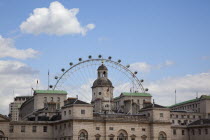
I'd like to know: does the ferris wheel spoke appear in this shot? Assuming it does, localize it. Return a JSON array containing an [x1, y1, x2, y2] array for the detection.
[[52, 57, 147, 103]]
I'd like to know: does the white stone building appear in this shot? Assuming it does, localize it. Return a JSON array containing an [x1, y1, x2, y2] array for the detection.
[[9, 96, 31, 121], [0, 64, 209, 140]]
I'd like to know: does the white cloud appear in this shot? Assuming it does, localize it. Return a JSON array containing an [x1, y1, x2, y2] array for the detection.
[[20, 1, 95, 36], [130, 62, 152, 73], [156, 60, 175, 69], [0, 60, 40, 115], [146, 72, 210, 106], [130, 60, 174, 73], [0, 35, 38, 59]]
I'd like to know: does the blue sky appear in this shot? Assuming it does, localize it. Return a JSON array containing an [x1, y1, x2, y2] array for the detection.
[[0, 0, 210, 114]]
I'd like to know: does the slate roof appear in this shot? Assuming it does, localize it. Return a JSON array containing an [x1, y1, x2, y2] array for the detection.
[[97, 64, 108, 70], [92, 77, 113, 88], [65, 98, 89, 105], [142, 103, 166, 109], [188, 119, 210, 126], [114, 92, 152, 100]]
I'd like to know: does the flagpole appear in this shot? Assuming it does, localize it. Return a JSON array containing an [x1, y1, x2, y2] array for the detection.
[[48, 70, 50, 90], [175, 89, 177, 104], [36, 80, 38, 90]]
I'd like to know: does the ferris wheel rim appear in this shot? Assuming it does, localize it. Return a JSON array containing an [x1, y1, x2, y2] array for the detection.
[[53, 58, 146, 93]]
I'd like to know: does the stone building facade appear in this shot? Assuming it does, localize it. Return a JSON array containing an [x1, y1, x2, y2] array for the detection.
[[0, 64, 210, 140], [9, 96, 31, 121]]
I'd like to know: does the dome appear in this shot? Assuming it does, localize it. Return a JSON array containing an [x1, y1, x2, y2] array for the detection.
[[92, 77, 113, 88], [97, 64, 108, 71]]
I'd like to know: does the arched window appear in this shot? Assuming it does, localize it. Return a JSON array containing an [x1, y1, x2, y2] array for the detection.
[[118, 133, 125, 140], [0, 131, 4, 137], [117, 130, 128, 140], [78, 130, 88, 140], [158, 132, 167, 140], [103, 71, 106, 77]]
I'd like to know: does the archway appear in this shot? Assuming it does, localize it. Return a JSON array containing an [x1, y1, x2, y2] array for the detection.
[[0, 131, 4, 137], [158, 131, 167, 140], [78, 129, 88, 140], [117, 129, 128, 140]]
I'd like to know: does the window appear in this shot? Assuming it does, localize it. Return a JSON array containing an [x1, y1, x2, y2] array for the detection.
[[96, 138, 100, 140], [148, 113, 150, 117], [182, 130, 185, 135], [109, 138, 113, 140], [176, 115, 178, 118], [142, 128, 146, 131], [160, 113, 163, 117], [51, 97, 53, 101], [96, 127, 100, 130], [105, 104, 109, 107], [32, 126, 36, 132], [55, 125, 57, 130], [193, 115, 195, 119], [192, 129, 195, 135], [9, 125, 14, 133], [99, 92, 102, 95], [159, 132, 167, 140], [69, 110, 71, 115], [205, 129, 208, 134], [64, 123, 66, 128], [187, 115, 190, 119], [44, 97, 47, 102], [64, 111, 66, 116], [81, 110, 85, 114], [57, 103, 60, 109], [43, 126, 47, 132], [21, 126, 25, 132], [109, 127, 114, 130], [57, 97, 60, 102], [131, 138, 135, 140], [198, 129, 201, 135], [131, 128, 135, 131], [173, 129, 176, 135], [79, 131, 88, 140]]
